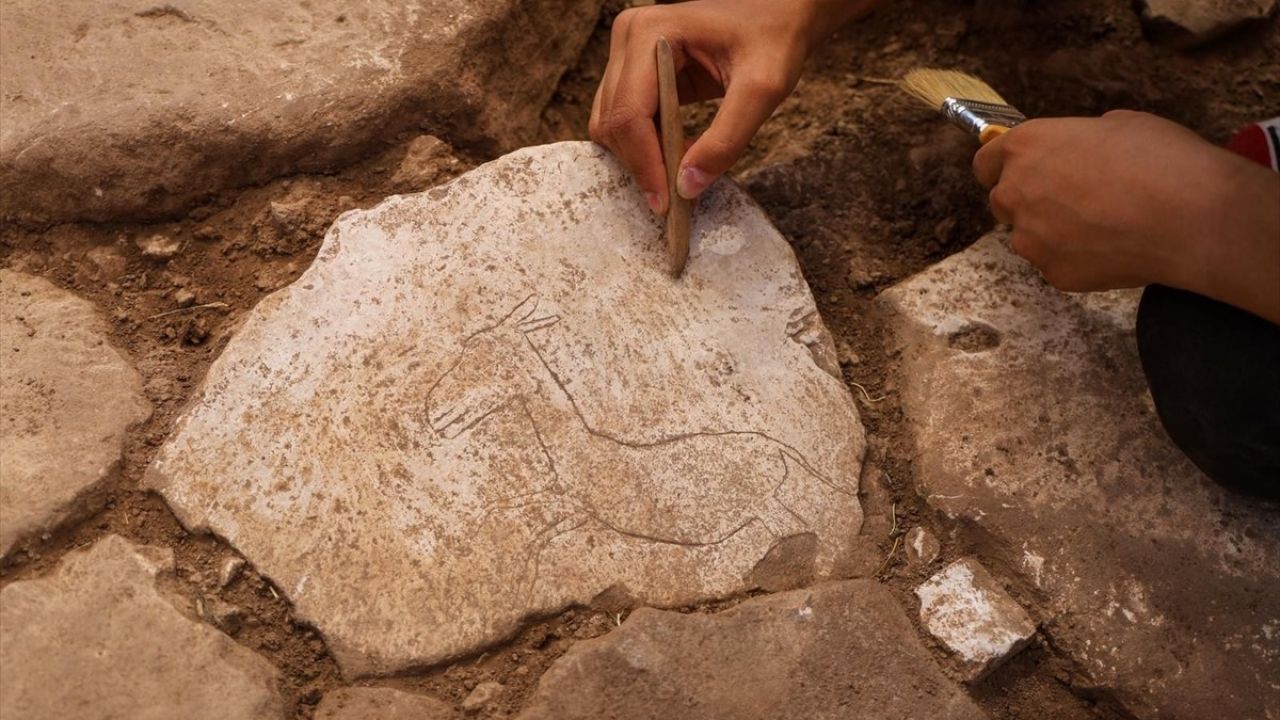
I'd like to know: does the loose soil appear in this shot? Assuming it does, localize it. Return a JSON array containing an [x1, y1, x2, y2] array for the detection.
[[2, 0, 1276, 717]]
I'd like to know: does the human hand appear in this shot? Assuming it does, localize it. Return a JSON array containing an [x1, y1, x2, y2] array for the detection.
[[973, 111, 1280, 322], [590, 0, 879, 214]]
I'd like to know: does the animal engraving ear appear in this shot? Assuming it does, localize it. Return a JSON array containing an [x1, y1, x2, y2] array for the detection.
[[519, 314, 561, 333], [504, 295, 540, 325]]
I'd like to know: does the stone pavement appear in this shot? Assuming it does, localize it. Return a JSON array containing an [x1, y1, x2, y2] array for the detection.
[[0, 0, 602, 223], [147, 142, 866, 676], [315, 687, 455, 720], [0, 535, 283, 719], [0, 270, 150, 556], [517, 579, 986, 720], [879, 233, 1280, 719]]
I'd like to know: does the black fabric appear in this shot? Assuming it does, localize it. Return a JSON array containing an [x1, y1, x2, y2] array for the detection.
[[1137, 284, 1280, 500]]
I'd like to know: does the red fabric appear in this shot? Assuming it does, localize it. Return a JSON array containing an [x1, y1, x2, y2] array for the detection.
[[1225, 118, 1280, 171]]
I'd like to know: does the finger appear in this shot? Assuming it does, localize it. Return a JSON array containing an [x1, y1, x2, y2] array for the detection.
[[678, 70, 788, 199], [972, 131, 1008, 189], [988, 182, 1015, 225], [590, 16, 629, 140], [602, 40, 667, 214]]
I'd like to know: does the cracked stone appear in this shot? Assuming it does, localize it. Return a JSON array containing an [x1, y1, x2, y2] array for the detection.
[[916, 557, 1035, 680], [517, 579, 985, 720], [1137, 0, 1276, 47], [0, 270, 151, 556], [0, 535, 283, 719], [147, 142, 866, 676], [316, 687, 456, 720], [0, 0, 603, 223], [879, 233, 1280, 717]]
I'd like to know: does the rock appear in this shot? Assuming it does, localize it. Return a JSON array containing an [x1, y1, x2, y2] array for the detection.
[[200, 597, 246, 635], [904, 526, 940, 566], [315, 687, 456, 720], [174, 288, 197, 307], [0, 0, 603, 223], [0, 535, 283, 719], [916, 557, 1035, 680], [220, 556, 247, 587], [878, 233, 1280, 717], [390, 135, 462, 192], [0, 270, 151, 556], [461, 682, 504, 714], [137, 234, 183, 260], [147, 142, 866, 676], [1137, 0, 1276, 48], [517, 579, 986, 720]]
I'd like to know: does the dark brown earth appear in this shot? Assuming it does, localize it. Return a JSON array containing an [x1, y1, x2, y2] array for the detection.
[[2, 0, 1277, 717]]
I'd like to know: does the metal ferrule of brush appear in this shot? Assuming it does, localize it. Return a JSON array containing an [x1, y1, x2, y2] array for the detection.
[[941, 97, 1026, 138]]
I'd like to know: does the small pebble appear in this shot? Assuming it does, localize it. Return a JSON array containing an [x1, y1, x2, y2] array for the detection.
[[461, 681, 504, 714], [137, 234, 182, 261], [219, 556, 245, 588]]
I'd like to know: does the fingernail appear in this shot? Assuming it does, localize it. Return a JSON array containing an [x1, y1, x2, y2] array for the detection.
[[644, 191, 664, 215], [677, 166, 712, 200]]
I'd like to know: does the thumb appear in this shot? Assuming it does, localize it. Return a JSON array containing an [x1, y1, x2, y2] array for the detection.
[[677, 71, 789, 199]]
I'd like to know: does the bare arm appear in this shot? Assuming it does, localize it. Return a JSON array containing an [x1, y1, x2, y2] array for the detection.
[[973, 111, 1280, 324]]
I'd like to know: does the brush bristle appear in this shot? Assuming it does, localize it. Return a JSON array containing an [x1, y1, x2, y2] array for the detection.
[[901, 68, 1008, 109]]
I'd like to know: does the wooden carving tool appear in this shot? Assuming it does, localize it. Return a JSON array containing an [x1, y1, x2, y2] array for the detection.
[[901, 69, 1025, 145], [656, 37, 690, 277]]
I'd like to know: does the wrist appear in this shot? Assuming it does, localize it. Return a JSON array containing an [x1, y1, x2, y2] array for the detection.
[[793, 0, 883, 52]]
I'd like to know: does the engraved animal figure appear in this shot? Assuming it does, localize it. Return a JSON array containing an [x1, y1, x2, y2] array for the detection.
[[425, 297, 859, 573]]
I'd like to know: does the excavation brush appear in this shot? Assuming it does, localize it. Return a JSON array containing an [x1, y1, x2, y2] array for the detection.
[[901, 69, 1026, 144]]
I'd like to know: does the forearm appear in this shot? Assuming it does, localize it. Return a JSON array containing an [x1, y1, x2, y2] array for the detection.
[[1170, 155, 1280, 325]]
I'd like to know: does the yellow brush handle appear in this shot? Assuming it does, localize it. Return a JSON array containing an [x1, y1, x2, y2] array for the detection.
[[979, 125, 1010, 145]]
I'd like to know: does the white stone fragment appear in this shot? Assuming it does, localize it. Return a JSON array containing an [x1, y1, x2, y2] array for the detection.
[[916, 557, 1035, 680]]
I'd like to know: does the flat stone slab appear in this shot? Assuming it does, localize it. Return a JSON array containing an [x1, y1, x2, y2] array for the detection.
[[148, 142, 865, 675], [916, 557, 1035, 680], [0, 535, 283, 719], [0, 0, 602, 223], [879, 233, 1280, 718], [316, 687, 456, 720], [517, 579, 987, 719], [0, 270, 150, 556]]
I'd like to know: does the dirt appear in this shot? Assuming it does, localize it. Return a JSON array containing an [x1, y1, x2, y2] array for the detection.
[[2, 0, 1277, 717]]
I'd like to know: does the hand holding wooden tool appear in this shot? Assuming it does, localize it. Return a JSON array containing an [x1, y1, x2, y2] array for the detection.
[[901, 69, 1025, 145], [656, 37, 691, 277]]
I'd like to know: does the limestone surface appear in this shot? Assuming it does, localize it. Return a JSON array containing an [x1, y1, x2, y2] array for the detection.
[[916, 557, 1035, 680], [1138, 0, 1276, 47], [517, 579, 986, 720], [0, 270, 150, 556], [0, 535, 283, 719], [316, 687, 456, 720], [0, 0, 602, 223], [879, 233, 1280, 718], [148, 142, 865, 676]]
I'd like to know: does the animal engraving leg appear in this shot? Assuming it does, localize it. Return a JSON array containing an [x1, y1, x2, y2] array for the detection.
[[519, 514, 588, 602]]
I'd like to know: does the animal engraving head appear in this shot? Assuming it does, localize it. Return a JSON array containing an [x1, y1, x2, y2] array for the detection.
[[426, 296, 560, 438]]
